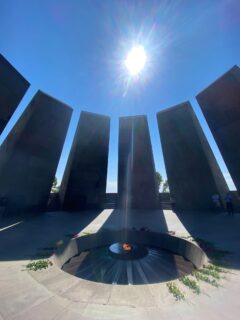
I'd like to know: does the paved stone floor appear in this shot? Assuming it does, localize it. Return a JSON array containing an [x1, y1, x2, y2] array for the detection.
[[0, 209, 240, 319]]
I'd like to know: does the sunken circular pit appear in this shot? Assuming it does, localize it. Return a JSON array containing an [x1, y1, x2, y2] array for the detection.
[[54, 230, 206, 285]]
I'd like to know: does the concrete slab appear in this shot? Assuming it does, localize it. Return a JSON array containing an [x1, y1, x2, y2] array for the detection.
[[157, 102, 228, 211], [0, 91, 72, 214], [10, 296, 72, 320], [0, 54, 30, 135], [118, 115, 158, 209], [196, 66, 240, 192], [60, 111, 110, 210]]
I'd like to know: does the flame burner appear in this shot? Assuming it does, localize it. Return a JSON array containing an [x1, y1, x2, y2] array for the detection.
[[122, 243, 132, 251], [108, 242, 148, 260]]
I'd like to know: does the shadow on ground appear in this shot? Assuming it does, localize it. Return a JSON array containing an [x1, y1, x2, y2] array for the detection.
[[175, 210, 240, 269], [0, 210, 101, 261]]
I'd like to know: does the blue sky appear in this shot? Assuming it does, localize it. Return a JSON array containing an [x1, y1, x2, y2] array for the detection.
[[0, 0, 240, 192]]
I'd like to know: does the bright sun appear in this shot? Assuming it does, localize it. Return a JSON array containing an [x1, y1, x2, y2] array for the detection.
[[124, 45, 147, 77]]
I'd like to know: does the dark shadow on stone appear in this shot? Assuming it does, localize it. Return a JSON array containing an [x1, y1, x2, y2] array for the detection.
[[0, 53, 30, 135], [0, 210, 102, 262], [175, 209, 240, 270], [60, 111, 110, 211]]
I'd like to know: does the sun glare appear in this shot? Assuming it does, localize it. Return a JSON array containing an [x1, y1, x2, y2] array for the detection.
[[124, 45, 147, 77]]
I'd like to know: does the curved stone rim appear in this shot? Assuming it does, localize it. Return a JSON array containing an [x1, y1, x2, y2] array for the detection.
[[53, 230, 207, 274]]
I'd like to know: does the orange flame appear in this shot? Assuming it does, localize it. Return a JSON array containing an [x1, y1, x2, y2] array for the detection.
[[122, 243, 132, 251]]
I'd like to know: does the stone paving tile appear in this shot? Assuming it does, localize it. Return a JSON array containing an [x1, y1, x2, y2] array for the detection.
[[0, 284, 52, 319], [28, 264, 61, 284], [62, 279, 105, 303], [9, 296, 71, 320], [85, 283, 112, 304], [56, 301, 88, 320], [75, 303, 142, 320], [56, 310, 92, 320], [107, 284, 157, 308], [40, 270, 80, 296], [145, 283, 170, 308]]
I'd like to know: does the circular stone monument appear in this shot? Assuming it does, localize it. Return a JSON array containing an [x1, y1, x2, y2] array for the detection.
[[55, 230, 206, 285]]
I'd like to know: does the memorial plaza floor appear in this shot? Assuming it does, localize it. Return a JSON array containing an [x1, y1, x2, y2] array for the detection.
[[0, 208, 240, 320]]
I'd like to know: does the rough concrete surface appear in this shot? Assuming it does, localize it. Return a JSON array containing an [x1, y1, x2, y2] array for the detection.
[[197, 65, 240, 192], [60, 111, 110, 210], [0, 91, 72, 214], [0, 54, 30, 135], [118, 115, 158, 209], [157, 102, 229, 211]]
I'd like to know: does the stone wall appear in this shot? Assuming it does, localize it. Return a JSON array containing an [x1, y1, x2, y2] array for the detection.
[[0, 91, 72, 213]]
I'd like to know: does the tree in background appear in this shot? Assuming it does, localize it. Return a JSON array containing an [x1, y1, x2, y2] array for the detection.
[[51, 177, 59, 193], [156, 172, 169, 193], [155, 172, 163, 191], [162, 180, 169, 193]]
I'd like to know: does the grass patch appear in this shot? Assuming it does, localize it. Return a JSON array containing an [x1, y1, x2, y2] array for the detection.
[[192, 271, 219, 287], [204, 263, 227, 273], [180, 276, 200, 294], [192, 262, 228, 287], [198, 268, 220, 279], [26, 259, 53, 271], [167, 282, 185, 301]]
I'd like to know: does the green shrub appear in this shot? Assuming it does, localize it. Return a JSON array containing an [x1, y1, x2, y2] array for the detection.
[[204, 264, 226, 273], [180, 276, 200, 294], [26, 259, 53, 271], [192, 271, 219, 287], [167, 282, 185, 300], [198, 268, 220, 279]]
